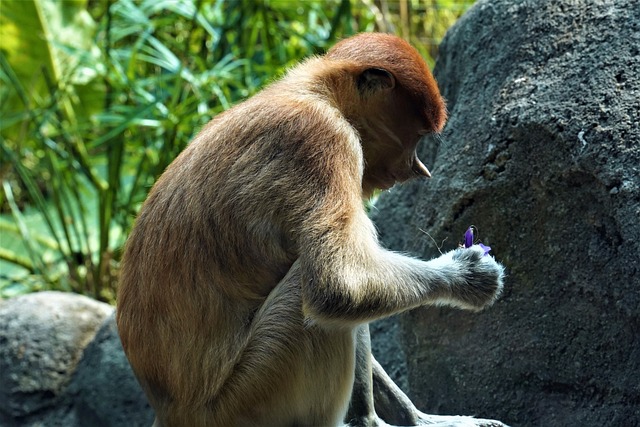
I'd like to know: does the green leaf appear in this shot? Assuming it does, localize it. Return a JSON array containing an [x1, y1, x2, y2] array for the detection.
[[0, 0, 103, 139]]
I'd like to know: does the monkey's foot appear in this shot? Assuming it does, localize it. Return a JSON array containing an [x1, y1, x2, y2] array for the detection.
[[416, 413, 509, 427], [346, 414, 509, 427]]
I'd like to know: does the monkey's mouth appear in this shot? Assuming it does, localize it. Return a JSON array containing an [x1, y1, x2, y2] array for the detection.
[[411, 154, 431, 178], [373, 154, 431, 190]]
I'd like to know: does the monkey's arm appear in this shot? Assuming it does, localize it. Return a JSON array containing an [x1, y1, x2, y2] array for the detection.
[[300, 203, 504, 324], [293, 136, 501, 323]]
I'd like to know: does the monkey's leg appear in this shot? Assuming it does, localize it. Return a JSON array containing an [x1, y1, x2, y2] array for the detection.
[[344, 324, 508, 427], [347, 324, 422, 427], [346, 323, 423, 427], [371, 354, 420, 425], [371, 356, 509, 427], [345, 324, 377, 426], [207, 263, 354, 426]]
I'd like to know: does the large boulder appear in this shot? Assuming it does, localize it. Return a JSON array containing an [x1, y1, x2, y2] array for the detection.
[[0, 291, 112, 425], [0, 292, 153, 426], [65, 313, 154, 427], [371, 0, 639, 426]]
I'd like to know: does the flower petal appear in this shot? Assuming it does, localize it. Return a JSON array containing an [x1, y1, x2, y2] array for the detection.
[[479, 243, 492, 256], [464, 227, 474, 248]]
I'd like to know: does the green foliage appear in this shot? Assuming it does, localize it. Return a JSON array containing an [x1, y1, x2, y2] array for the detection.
[[0, 0, 473, 301], [0, 0, 103, 136], [364, 0, 476, 66]]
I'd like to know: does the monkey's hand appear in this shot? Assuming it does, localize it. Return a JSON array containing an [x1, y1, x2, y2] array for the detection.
[[433, 245, 505, 311]]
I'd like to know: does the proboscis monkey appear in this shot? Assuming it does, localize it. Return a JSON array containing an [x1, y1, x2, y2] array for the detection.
[[117, 33, 506, 427]]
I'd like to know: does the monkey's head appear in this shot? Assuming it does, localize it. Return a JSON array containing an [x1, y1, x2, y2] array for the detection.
[[326, 33, 446, 196]]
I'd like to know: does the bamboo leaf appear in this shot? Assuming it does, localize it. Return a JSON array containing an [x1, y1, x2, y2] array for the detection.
[[2, 181, 48, 276], [0, 247, 35, 273], [0, 0, 103, 139], [0, 218, 60, 250]]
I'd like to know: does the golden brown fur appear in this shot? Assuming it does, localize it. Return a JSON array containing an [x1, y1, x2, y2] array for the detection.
[[117, 33, 504, 426]]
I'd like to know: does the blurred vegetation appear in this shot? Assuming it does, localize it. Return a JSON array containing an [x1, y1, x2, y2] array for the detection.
[[0, 0, 475, 302]]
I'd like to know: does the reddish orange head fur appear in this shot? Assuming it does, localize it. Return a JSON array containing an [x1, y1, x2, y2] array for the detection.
[[324, 33, 447, 195], [326, 33, 447, 133]]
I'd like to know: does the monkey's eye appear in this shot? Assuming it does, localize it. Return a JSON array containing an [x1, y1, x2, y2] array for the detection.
[[416, 131, 430, 143]]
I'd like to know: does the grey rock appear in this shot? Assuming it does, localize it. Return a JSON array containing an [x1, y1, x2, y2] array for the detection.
[[0, 292, 154, 427], [65, 313, 154, 427], [0, 291, 112, 425], [3, 2, 639, 426], [371, 0, 640, 426], [371, 316, 409, 393]]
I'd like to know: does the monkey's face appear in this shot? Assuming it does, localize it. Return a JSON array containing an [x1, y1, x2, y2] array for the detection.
[[360, 88, 440, 197], [326, 33, 446, 197], [361, 135, 431, 196]]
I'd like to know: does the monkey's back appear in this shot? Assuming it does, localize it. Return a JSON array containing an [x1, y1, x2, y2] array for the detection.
[[116, 63, 361, 414]]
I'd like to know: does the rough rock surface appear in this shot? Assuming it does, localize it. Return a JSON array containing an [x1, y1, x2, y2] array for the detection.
[[0, 292, 153, 426], [371, 317, 410, 392], [65, 313, 154, 427], [2, 2, 638, 426], [0, 291, 111, 424], [371, 0, 640, 426]]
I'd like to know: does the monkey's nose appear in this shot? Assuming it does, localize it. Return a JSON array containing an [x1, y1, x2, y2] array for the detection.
[[412, 155, 431, 178]]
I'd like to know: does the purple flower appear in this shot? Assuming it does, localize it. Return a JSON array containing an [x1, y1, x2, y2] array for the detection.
[[463, 226, 492, 256], [479, 243, 492, 256], [464, 227, 474, 248]]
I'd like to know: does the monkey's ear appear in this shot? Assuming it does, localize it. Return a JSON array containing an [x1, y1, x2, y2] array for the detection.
[[357, 68, 395, 95]]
